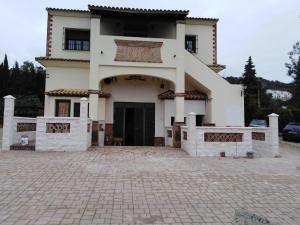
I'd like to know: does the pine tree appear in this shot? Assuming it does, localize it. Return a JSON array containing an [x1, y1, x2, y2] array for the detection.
[[0, 54, 10, 96], [242, 56, 259, 125], [286, 42, 300, 108]]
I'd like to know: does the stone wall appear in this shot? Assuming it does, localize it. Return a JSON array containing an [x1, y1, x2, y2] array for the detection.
[[36, 98, 89, 151], [2, 96, 91, 152], [13, 117, 36, 144], [181, 112, 279, 158]]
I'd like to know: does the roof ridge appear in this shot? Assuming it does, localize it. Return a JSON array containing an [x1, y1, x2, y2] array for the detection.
[[88, 4, 189, 14], [46, 7, 89, 12]]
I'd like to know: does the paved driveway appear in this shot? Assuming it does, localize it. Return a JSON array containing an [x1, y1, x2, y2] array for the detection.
[[0, 146, 300, 225]]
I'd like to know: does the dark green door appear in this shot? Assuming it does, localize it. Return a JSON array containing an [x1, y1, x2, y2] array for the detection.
[[113, 102, 155, 146]]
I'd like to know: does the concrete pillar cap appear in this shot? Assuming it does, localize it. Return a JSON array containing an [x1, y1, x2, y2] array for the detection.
[[3, 95, 15, 99], [188, 112, 196, 115], [80, 97, 88, 101], [268, 113, 279, 117]]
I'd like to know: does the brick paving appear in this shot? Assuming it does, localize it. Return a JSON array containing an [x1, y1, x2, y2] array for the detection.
[[0, 146, 300, 225]]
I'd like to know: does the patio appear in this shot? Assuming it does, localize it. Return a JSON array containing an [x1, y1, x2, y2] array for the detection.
[[0, 146, 300, 224]]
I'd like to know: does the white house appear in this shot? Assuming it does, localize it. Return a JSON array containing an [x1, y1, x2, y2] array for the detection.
[[36, 5, 244, 147], [266, 89, 292, 101]]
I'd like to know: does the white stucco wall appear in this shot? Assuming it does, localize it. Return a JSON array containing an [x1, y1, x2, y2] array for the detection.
[[184, 51, 244, 126], [164, 100, 206, 126], [185, 24, 214, 65], [45, 67, 89, 91], [51, 15, 90, 60]]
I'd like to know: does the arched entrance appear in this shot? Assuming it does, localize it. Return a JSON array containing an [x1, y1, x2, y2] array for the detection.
[[99, 74, 175, 146]]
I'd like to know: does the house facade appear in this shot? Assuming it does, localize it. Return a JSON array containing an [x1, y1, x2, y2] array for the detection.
[[36, 5, 244, 147]]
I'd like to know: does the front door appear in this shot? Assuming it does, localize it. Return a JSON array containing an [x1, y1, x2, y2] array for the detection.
[[113, 102, 155, 146]]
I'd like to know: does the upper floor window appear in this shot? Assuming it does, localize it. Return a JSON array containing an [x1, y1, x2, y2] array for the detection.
[[185, 35, 197, 53], [65, 29, 90, 51]]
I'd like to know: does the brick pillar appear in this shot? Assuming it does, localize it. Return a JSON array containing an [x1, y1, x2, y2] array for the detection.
[[2, 95, 15, 150], [268, 113, 279, 157]]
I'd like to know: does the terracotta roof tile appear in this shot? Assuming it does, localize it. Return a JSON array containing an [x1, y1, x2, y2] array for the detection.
[[45, 89, 110, 98], [36, 57, 90, 63], [187, 17, 218, 22], [88, 5, 189, 15], [46, 7, 89, 13], [158, 90, 207, 100]]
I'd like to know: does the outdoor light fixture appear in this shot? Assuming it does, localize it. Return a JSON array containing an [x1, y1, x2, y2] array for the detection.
[[125, 75, 145, 81]]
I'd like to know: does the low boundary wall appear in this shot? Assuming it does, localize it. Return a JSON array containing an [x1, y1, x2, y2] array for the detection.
[[181, 112, 279, 158]]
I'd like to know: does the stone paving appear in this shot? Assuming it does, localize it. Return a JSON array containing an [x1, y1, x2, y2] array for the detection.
[[0, 146, 300, 225]]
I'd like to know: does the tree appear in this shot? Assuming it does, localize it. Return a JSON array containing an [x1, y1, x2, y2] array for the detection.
[[0, 54, 10, 96], [242, 56, 259, 125], [285, 41, 300, 108]]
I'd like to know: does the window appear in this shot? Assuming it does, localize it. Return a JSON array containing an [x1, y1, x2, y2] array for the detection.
[[171, 117, 186, 126], [74, 103, 80, 117], [65, 29, 90, 51], [196, 115, 203, 126], [185, 35, 197, 53], [55, 100, 71, 117]]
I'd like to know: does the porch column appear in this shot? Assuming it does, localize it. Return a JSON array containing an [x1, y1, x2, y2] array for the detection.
[[44, 95, 50, 117], [173, 21, 186, 148], [89, 15, 101, 146]]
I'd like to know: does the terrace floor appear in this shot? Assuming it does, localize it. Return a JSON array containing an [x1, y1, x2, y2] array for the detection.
[[0, 144, 300, 224]]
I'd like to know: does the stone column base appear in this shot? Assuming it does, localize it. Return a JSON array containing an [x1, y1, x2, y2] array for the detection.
[[173, 122, 185, 148]]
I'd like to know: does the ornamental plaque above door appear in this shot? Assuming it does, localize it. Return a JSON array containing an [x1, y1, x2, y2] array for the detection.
[[114, 39, 163, 63]]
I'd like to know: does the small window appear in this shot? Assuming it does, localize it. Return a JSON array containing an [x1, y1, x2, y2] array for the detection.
[[55, 100, 71, 117], [196, 115, 203, 126], [65, 29, 90, 51], [74, 103, 80, 117], [185, 35, 197, 53]]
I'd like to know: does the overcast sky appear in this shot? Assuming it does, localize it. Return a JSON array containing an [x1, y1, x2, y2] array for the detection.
[[0, 0, 299, 83]]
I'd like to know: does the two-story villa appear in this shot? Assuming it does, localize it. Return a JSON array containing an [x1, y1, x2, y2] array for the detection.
[[36, 5, 244, 147]]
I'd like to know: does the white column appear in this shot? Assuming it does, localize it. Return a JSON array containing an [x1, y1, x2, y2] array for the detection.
[[44, 95, 50, 116], [175, 21, 185, 123], [268, 113, 279, 157], [89, 15, 101, 121], [2, 95, 15, 150], [79, 97, 89, 150]]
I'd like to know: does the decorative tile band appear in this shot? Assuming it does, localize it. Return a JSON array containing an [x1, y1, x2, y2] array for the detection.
[[46, 123, 70, 133], [252, 132, 265, 141], [167, 130, 172, 138], [204, 132, 243, 142], [183, 131, 187, 140], [114, 39, 163, 63], [17, 123, 36, 132]]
